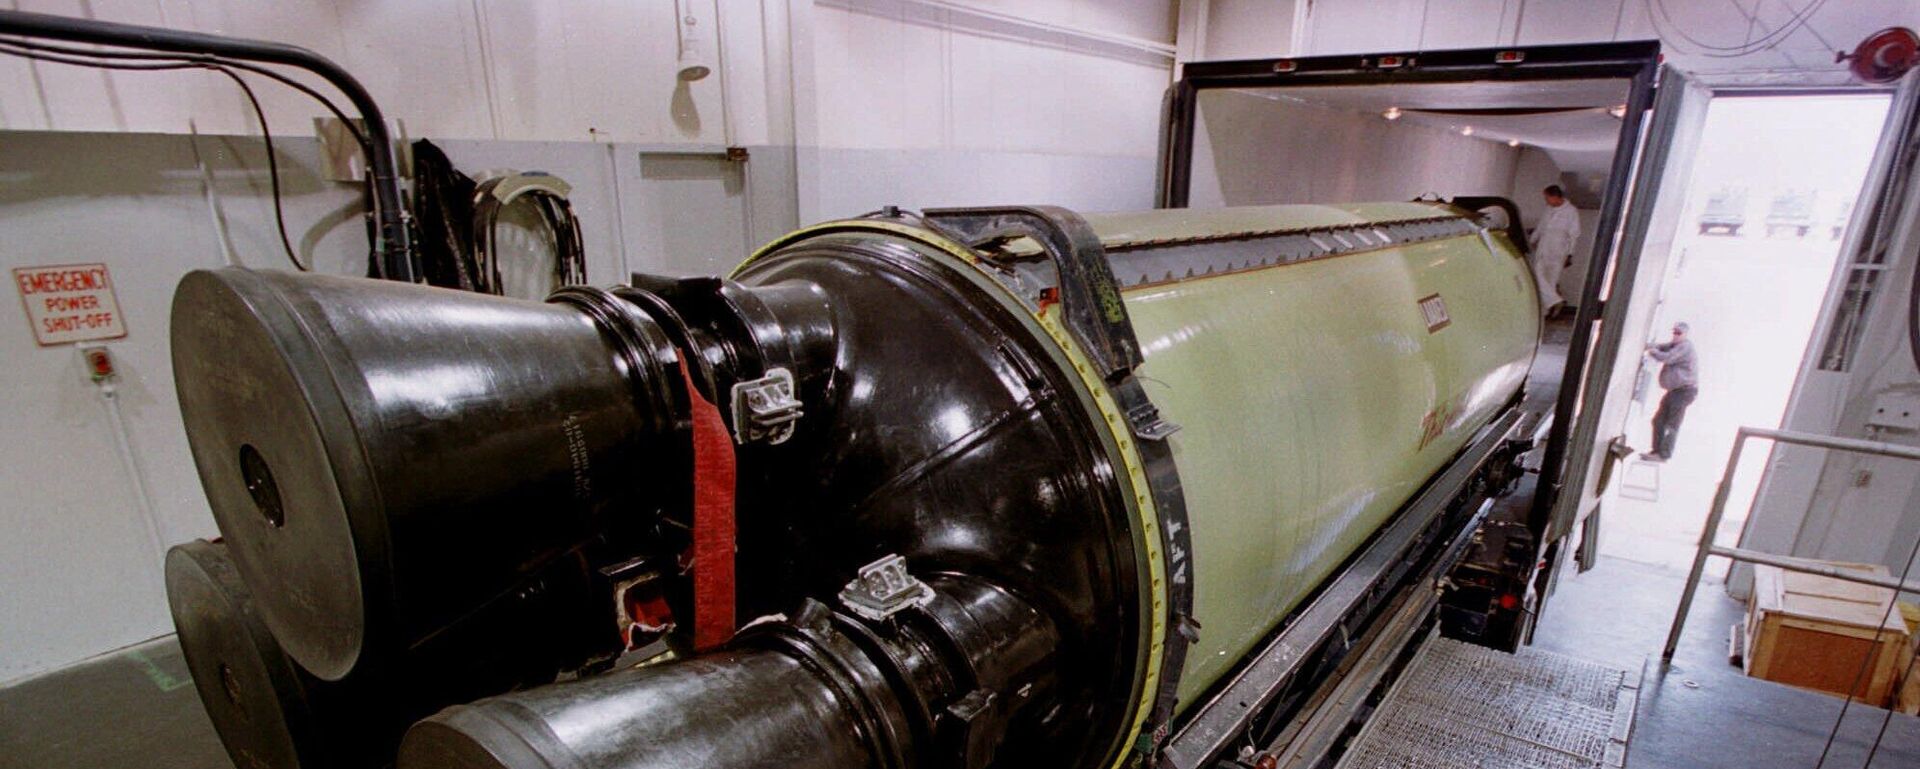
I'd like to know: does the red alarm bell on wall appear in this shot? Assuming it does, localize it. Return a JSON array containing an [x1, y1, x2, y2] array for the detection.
[[1839, 28, 1920, 84]]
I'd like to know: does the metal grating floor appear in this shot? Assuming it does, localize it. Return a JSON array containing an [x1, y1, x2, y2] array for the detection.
[[1336, 637, 1641, 769]]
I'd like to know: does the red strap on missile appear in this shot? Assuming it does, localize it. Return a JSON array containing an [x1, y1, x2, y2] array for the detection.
[[680, 357, 737, 651]]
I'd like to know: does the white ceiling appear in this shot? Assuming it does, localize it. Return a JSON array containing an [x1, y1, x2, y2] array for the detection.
[[1268, 79, 1633, 112], [1228, 78, 1633, 176], [1287, 0, 1920, 81], [1632, 0, 1910, 76]]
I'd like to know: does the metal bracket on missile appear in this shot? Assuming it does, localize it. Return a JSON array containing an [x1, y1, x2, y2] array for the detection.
[[915, 206, 1184, 442], [1100, 214, 1480, 289], [838, 554, 934, 622], [731, 368, 802, 445], [921, 205, 1141, 379], [917, 205, 1195, 763], [1445, 195, 1531, 258], [623, 274, 800, 433]]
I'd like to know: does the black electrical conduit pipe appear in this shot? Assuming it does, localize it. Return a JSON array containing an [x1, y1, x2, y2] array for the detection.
[[0, 9, 417, 282]]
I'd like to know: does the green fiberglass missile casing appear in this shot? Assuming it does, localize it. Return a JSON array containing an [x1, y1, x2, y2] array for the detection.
[[1101, 203, 1539, 703], [166, 200, 1537, 769]]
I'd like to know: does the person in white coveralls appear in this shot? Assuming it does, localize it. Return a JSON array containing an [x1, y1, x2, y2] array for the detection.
[[1529, 184, 1582, 317]]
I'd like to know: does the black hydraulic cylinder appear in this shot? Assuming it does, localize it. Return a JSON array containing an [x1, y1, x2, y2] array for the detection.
[[401, 577, 1060, 769], [403, 646, 879, 769]]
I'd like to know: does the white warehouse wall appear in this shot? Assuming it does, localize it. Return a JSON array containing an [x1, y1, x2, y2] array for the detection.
[[798, 0, 1176, 219], [1191, 0, 1305, 62], [0, 0, 1180, 216], [0, 0, 729, 144]]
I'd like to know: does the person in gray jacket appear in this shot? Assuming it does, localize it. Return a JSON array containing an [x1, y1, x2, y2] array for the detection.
[[1642, 322, 1699, 462]]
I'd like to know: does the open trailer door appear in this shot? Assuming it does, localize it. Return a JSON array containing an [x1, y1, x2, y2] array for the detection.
[[1730, 70, 1920, 596], [1541, 67, 1714, 569]]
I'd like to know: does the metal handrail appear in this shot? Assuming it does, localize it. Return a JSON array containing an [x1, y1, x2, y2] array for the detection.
[[1661, 425, 1920, 663]]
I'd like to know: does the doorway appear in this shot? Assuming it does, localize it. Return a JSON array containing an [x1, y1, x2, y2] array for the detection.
[[1600, 93, 1892, 572]]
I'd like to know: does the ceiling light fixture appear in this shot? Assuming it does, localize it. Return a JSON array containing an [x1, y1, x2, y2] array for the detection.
[[1609, 104, 1628, 118], [1383, 106, 1403, 120], [1508, 138, 1522, 147], [1460, 126, 1474, 136]]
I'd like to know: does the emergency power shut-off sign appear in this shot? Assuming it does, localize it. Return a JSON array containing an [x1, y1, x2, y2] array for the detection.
[[14, 263, 128, 346]]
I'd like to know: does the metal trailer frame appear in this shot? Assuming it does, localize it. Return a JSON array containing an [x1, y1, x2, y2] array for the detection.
[[1662, 425, 1920, 664]]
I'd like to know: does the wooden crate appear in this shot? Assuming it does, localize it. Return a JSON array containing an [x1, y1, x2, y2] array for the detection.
[[1744, 562, 1910, 707]]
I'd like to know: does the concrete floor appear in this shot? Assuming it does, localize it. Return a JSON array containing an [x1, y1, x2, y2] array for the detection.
[[1548, 555, 1920, 767], [1534, 554, 1741, 676], [0, 635, 229, 769], [1633, 655, 1920, 768]]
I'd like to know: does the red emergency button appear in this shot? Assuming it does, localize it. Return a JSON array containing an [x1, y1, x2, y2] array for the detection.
[[83, 346, 114, 381]]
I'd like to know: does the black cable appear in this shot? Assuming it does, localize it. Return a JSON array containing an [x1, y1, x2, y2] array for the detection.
[[1648, 0, 1834, 59], [1854, 158, 1920, 768], [212, 65, 308, 271], [0, 40, 195, 69], [0, 35, 368, 150], [1814, 524, 1920, 768], [471, 175, 588, 296], [1850, 110, 1920, 767], [0, 43, 308, 270], [1867, 651, 1920, 766], [1811, 141, 1920, 766], [0, 35, 386, 275], [209, 60, 369, 150]]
